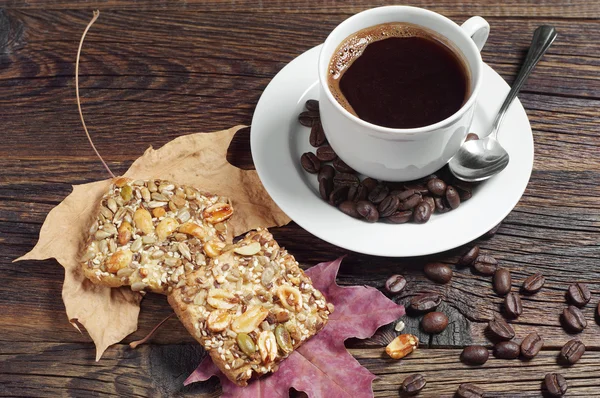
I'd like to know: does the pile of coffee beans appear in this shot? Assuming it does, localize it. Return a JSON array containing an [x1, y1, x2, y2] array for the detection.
[[298, 100, 477, 224]]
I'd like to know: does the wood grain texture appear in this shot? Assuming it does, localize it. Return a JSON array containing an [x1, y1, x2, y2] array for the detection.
[[1, 2, 600, 397]]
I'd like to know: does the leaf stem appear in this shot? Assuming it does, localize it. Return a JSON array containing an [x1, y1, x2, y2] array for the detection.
[[129, 313, 175, 349]]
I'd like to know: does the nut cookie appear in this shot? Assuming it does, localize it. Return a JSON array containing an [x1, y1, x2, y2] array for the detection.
[[168, 228, 333, 386], [80, 177, 233, 294]]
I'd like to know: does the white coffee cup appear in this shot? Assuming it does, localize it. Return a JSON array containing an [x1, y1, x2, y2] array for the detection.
[[318, 6, 489, 181]]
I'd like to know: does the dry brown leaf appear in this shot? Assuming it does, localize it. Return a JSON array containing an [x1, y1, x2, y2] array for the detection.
[[16, 125, 291, 360]]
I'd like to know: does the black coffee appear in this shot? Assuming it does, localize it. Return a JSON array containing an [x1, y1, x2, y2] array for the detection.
[[328, 23, 469, 128]]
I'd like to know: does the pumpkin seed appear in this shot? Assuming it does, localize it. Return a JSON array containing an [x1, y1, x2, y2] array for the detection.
[[237, 333, 256, 357]]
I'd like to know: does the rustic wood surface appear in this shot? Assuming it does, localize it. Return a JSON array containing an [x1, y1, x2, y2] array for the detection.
[[1, 1, 599, 397]]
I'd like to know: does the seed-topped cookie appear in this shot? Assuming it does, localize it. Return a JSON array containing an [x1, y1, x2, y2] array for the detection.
[[80, 177, 233, 294], [168, 228, 333, 386]]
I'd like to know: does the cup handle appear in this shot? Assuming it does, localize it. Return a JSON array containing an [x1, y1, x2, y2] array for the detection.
[[461, 16, 490, 52]]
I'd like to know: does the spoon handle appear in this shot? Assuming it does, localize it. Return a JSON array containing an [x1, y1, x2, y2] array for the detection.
[[489, 25, 557, 139]]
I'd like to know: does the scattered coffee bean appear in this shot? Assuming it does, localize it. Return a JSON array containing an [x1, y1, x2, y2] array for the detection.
[[300, 152, 321, 173], [493, 341, 520, 359], [362, 177, 378, 192], [421, 196, 435, 213], [387, 210, 413, 224], [560, 339, 585, 365], [426, 178, 447, 196], [457, 383, 484, 398], [520, 331, 543, 359], [562, 305, 587, 333], [298, 110, 320, 127], [333, 172, 359, 187], [356, 200, 379, 223], [400, 374, 426, 396], [309, 122, 327, 147], [333, 157, 355, 173], [399, 192, 422, 210], [473, 255, 498, 275], [458, 246, 480, 266], [423, 262, 452, 284], [378, 195, 400, 218], [493, 268, 512, 296], [488, 316, 515, 340], [413, 202, 432, 224], [409, 293, 442, 312], [421, 311, 448, 334], [328, 185, 349, 207], [504, 292, 523, 318], [384, 274, 406, 295], [460, 345, 489, 365], [482, 223, 501, 239], [567, 282, 591, 307], [316, 144, 337, 161], [305, 99, 319, 112], [405, 183, 429, 195], [368, 184, 389, 204], [317, 164, 335, 182], [544, 373, 567, 397], [338, 201, 360, 219], [465, 132, 479, 141], [319, 177, 333, 201], [434, 196, 450, 213], [445, 186, 460, 209], [456, 186, 472, 201], [522, 273, 545, 294], [347, 183, 368, 202]]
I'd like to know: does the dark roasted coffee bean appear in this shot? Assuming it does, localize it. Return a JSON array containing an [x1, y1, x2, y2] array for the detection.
[[473, 255, 498, 275], [560, 339, 585, 364], [305, 99, 319, 112], [456, 383, 484, 398], [328, 185, 349, 207], [333, 157, 355, 173], [333, 172, 359, 187], [488, 315, 515, 340], [493, 268, 512, 296], [413, 202, 432, 224], [482, 223, 501, 239], [426, 178, 447, 196], [423, 262, 452, 284], [562, 305, 587, 333], [521, 331, 543, 359], [399, 193, 422, 210], [356, 200, 379, 223], [544, 373, 567, 397], [421, 311, 448, 334], [378, 195, 399, 217], [316, 145, 337, 161], [396, 189, 418, 201], [362, 177, 378, 192], [318, 164, 335, 183], [300, 152, 321, 173], [387, 210, 413, 224], [368, 184, 389, 204], [421, 196, 435, 213], [567, 282, 591, 307], [458, 246, 480, 266], [298, 110, 319, 127], [319, 177, 333, 201], [458, 189, 472, 201], [504, 292, 523, 318], [493, 341, 520, 359], [309, 121, 327, 147], [409, 293, 442, 312], [445, 186, 460, 209], [465, 132, 479, 141], [347, 183, 368, 202], [460, 345, 489, 365], [522, 273, 545, 294], [400, 373, 426, 396], [434, 197, 450, 213], [338, 201, 360, 219], [404, 183, 429, 195], [384, 274, 406, 294]]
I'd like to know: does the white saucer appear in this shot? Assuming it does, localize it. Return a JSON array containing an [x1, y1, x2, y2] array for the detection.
[[250, 45, 533, 257]]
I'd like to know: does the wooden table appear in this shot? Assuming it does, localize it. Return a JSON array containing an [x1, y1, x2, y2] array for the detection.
[[2, 1, 599, 397]]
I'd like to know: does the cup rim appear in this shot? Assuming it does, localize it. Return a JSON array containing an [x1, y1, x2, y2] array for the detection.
[[318, 5, 484, 135]]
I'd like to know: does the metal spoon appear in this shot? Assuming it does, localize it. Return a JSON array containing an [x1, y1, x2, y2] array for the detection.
[[449, 25, 557, 182]]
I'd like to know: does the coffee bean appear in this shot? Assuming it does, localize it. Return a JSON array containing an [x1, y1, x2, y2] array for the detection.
[[504, 292, 523, 318], [460, 345, 489, 365], [482, 223, 501, 239], [377, 195, 399, 218], [426, 178, 447, 196], [298, 110, 320, 127], [456, 383, 484, 398], [404, 183, 429, 195], [457, 188, 472, 201], [362, 177, 378, 192], [472, 255, 498, 275], [409, 293, 442, 312], [567, 282, 591, 307], [544, 373, 567, 397], [300, 152, 321, 173], [465, 132, 479, 141], [333, 157, 355, 173], [560, 339, 585, 365], [333, 172, 359, 187], [356, 200, 379, 223], [396, 189, 418, 201], [434, 197, 450, 213], [318, 164, 335, 183], [453, 181, 474, 201], [309, 121, 327, 147], [458, 246, 480, 266], [423, 262, 452, 284], [488, 315, 515, 340], [421, 196, 435, 213], [522, 273, 545, 294], [319, 177, 333, 201], [368, 184, 389, 204], [387, 210, 413, 224], [421, 311, 448, 334], [445, 186, 460, 209], [400, 374, 426, 396], [562, 305, 587, 333], [316, 145, 337, 161], [347, 183, 368, 202], [413, 202, 432, 224], [305, 99, 319, 112], [493, 341, 520, 359], [384, 274, 406, 295], [399, 193, 422, 210], [493, 268, 512, 296], [328, 185, 349, 207], [338, 200, 360, 219], [521, 331, 543, 359]]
